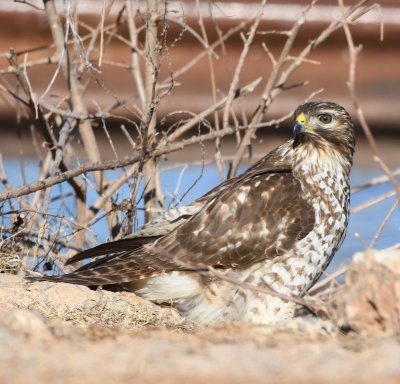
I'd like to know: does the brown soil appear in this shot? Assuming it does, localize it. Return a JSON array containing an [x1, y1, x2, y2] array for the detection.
[[1, 273, 400, 384]]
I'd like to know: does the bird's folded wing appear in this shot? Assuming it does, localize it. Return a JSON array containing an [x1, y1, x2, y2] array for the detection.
[[30, 168, 314, 287]]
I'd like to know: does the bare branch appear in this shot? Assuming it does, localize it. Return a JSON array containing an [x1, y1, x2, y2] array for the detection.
[[222, 0, 267, 131], [0, 117, 290, 203], [141, 0, 162, 221], [338, 0, 400, 206], [229, 0, 374, 177], [165, 78, 261, 143]]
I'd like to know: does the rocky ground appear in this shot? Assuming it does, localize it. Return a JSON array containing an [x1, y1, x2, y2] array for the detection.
[[1, 249, 400, 384]]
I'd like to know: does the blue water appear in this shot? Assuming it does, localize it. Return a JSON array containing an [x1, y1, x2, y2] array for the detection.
[[2, 159, 399, 274]]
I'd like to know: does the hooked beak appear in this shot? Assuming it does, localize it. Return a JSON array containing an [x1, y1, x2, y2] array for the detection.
[[293, 112, 307, 136], [294, 121, 304, 136]]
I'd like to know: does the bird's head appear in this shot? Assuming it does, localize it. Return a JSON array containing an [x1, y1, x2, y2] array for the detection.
[[292, 101, 355, 171]]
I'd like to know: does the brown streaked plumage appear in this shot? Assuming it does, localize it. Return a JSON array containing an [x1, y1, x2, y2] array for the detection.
[[29, 101, 355, 325]]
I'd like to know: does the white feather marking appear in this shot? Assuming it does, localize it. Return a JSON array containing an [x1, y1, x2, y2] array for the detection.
[[219, 203, 231, 221], [136, 273, 201, 302], [236, 186, 250, 204], [237, 192, 246, 204]]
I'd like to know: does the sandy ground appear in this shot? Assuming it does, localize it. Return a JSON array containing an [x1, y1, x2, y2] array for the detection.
[[1, 272, 400, 384]]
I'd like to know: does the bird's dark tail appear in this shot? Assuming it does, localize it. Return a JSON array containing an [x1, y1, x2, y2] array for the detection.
[[27, 236, 162, 287]]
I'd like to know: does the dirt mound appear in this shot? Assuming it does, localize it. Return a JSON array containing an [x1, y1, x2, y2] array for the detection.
[[1, 253, 400, 384], [0, 274, 189, 330], [337, 249, 400, 334]]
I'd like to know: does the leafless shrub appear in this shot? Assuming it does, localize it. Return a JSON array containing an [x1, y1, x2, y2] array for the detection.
[[0, 0, 396, 306]]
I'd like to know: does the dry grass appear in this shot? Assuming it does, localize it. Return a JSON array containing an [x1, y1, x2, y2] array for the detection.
[[20, 294, 193, 330], [0, 240, 23, 274], [1, 274, 193, 331]]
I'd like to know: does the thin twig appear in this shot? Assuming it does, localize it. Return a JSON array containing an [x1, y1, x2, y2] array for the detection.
[[0, 117, 292, 203], [222, 0, 267, 132], [308, 266, 348, 296], [126, 0, 146, 108], [368, 199, 398, 249], [165, 78, 261, 143], [229, 1, 313, 177], [338, 0, 400, 205], [351, 168, 400, 193], [351, 190, 396, 213], [229, 0, 374, 177]]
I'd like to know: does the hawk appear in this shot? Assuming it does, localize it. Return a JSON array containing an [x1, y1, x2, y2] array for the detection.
[[32, 101, 355, 325]]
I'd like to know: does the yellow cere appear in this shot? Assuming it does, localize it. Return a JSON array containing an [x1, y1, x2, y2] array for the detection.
[[296, 113, 307, 124]]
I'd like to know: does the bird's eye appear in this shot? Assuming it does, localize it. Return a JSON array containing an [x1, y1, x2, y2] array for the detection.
[[318, 114, 333, 124]]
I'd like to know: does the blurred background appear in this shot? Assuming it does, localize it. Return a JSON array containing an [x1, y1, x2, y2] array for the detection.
[[0, 0, 399, 165]]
